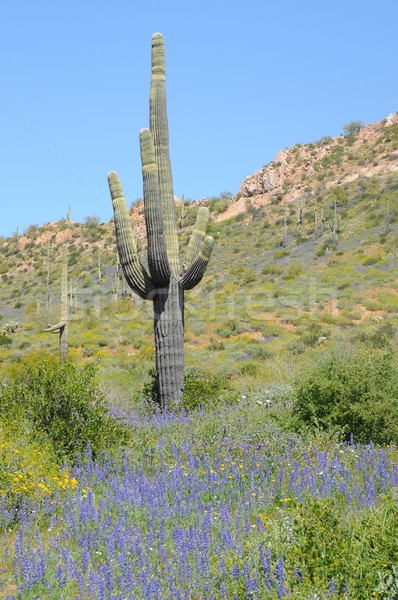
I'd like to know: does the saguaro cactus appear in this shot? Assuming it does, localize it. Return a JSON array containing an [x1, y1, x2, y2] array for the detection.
[[44, 248, 69, 361], [329, 198, 342, 246], [108, 33, 214, 408], [296, 195, 303, 240]]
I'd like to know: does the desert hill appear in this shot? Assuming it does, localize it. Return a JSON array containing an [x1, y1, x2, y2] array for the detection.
[[0, 114, 397, 402]]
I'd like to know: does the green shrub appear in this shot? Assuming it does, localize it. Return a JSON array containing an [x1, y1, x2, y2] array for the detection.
[[241, 267, 258, 284], [286, 339, 307, 355], [285, 261, 304, 279], [0, 334, 12, 346], [261, 262, 283, 276], [142, 367, 236, 411], [250, 345, 275, 360], [273, 250, 290, 259], [292, 346, 398, 445], [208, 338, 225, 351], [354, 322, 395, 349], [0, 360, 129, 459], [300, 321, 328, 347], [288, 494, 398, 597], [343, 120, 364, 135], [363, 255, 381, 266]]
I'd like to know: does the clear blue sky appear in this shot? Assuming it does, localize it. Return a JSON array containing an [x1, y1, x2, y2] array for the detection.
[[1, 0, 397, 238]]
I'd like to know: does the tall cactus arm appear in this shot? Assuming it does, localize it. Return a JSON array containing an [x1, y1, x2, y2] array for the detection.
[[150, 33, 179, 276], [183, 206, 210, 270], [108, 171, 155, 300], [181, 236, 214, 290], [140, 128, 171, 287], [44, 321, 65, 333]]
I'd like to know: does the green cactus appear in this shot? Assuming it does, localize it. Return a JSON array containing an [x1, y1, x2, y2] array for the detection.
[[320, 207, 325, 235], [282, 207, 288, 247], [296, 194, 303, 240], [178, 193, 187, 229], [44, 248, 69, 361], [329, 198, 342, 246], [108, 33, 213, 408]]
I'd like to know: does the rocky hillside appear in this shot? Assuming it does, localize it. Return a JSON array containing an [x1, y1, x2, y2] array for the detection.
[[0, 114, 397, 402], [217, 113, 398, 221]]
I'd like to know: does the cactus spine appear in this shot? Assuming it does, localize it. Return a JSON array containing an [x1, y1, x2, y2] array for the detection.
[[44, 248, 69, 361], [108, 33, 214, 408]]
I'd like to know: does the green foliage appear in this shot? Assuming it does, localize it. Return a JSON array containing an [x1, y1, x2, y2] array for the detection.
[[0, 359, 129, 459], [363, 255, 381, 266], [0, 334, 12, 346], [83, 215, 101, 228], [261, 262, 283, 276], [206, 192, 232, 215], [354, 321, 395, 349], [300, 321, 328, 347], [0, 259, 8, 274], [142, 367, 236, 411], [0, 418, 79, 509], [292, 346, 398, 445], [273, 250, 290, 259], [241, 267, 258, 284], [285, 261, 304, 279], [343, 120, 364, 135], [288, 494, 398, 596], [375, 565, 398, 598]]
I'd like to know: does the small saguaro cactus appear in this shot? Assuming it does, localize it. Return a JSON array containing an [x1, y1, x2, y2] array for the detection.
[[282, 207, 288, 247], [44, 248, 69, 361], [296, 195, 304, 240], [108, 33, 214, 408], [386, 203, 390, 235], [329, 198, 342, 246]]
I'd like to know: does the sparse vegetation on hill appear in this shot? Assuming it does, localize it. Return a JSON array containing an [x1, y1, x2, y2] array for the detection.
[[0, 99, 398, 597]]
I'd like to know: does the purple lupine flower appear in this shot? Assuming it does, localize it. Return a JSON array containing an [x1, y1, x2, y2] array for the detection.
[[275, 556, 288, 599]]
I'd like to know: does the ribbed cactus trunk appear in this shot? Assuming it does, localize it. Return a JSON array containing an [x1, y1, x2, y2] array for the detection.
[[153, 278, 184, 403], [59, 252, 68, 361], [44, 248, 69, 362], [108, 34, 214, 409]]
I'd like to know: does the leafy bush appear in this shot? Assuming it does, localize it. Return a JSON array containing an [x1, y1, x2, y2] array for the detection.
[[285, 261, 304, 279], [363, 255, 381, 266], [241, 267, 258, 284], [343, 120, 364, 135], [142, 367, 236, 411], [0, 334, 12, 346], [289, 494, 398, 597], [0, 419, 77, 509], [0, 360, 129, 459], [300, 321, 328, 347], [273, 250, 290, 259], [0, 259, 8, 274], [354, 322, 395, 349], [292, 346, 398, 445], [261, 262, 283, 276]]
